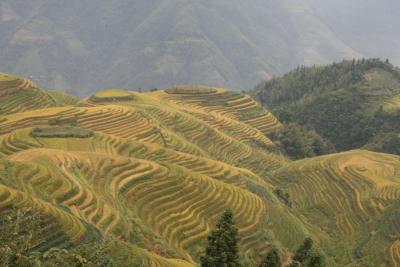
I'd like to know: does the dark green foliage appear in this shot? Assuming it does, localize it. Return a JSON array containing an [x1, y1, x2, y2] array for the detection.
[[253, 59, 400, 154], [31, 126, 93, 138], [365, 109, 400, 155], [89, 95, 135, 103], [380, 135, 400, 155], [0, 207, 112, 267], [364, 132, 400, 155], [274, 189, 292, 208], [200, 209, 241, 267], [293, 238, 313, 264], [274, 123, 334, 159], [254, 59, 398, 107], [71, 241, 114, 267], [49, 117, 78, 127], [0, 207, 43, 265], [309, 255, 324, 267], [0, 208, 81, 266], [259, 247, 281, 267], [30, 248, 91, 267], [291, 238, 325, 267]]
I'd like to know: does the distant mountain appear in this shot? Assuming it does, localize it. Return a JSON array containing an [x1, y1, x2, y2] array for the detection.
[[2, 0, 398, 95], [307, 0, 400, 64], [252, 59, 400, 155]]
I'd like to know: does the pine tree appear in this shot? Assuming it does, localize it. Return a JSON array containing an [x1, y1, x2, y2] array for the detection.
[[259, 247, 281, 267], [292, 238, 326, 267], [309, 254, 324, 267], [200, 209, 241, 267], [293, 238, 313, 264]]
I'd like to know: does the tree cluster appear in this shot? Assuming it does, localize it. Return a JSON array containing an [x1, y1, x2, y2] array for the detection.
[[0, 207, 113, 267], [201, 209, 242, 267], [272, 123, 334, 159], [253, 59, 400, 155], [289, 238, 325, 267]]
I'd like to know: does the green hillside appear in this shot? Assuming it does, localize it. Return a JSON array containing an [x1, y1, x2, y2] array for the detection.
[[252, 59, 400, 155], [1, 74, 400, 266]]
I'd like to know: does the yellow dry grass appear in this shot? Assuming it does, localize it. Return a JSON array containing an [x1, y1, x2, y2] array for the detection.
[[384, 95, 400, 112]]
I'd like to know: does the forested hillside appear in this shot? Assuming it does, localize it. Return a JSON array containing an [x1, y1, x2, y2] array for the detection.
[[253, 59, 400, 156]]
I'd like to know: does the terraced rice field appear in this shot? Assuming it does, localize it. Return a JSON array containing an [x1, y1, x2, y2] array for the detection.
[[0, 183, 101, 251], [1, 90, 286, 174], [267, 150, 400, 265], [155, 86, 282, 135], [0, 73, 57, 114], [46, 90, 80, 106], [2, 80, 400, 266], [2, 146, 269, 263], [0, 84, 291, 266], [0, 106, 165, 145]]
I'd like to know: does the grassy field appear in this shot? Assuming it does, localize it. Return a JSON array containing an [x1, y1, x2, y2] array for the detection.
[[1, 75, 400, 266]]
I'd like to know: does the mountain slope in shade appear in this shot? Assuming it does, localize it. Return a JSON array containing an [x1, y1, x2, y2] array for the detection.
[[0, 0, 369, 95], [307, 0, 400, 65]]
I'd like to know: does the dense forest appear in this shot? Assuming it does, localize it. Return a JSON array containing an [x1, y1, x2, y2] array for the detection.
[[252, 59, 400, 157]]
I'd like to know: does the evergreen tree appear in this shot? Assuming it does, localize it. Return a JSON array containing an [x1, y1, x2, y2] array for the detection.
[[259, 247, 281, 267], [200, 209, 241, 267], [309, 255, 325, 267], [293, 238, 313, 264], [288, 261, 301, 267], [291, 238, 326, 267]]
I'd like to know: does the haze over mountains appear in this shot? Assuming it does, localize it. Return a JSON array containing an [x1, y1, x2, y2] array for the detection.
[[1, 0, 399, 95]]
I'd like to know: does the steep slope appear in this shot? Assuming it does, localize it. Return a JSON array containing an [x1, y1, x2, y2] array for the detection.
[[307, 0, 400, 65], [0, 128, 315, 265], [0, 72, 57, 115], [4, 148, 267, 261], [253, 59, 400, 154], [0, 80, 313, 266], [0, 0, 372, 95], [2, 72, 400, 265], [0, 89, 284, 174], [267, 150, 400, 266]]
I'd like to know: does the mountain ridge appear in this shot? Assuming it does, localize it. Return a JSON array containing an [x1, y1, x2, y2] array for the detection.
[[252, 59, 400, 155], [4, 0, 399, 95]]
